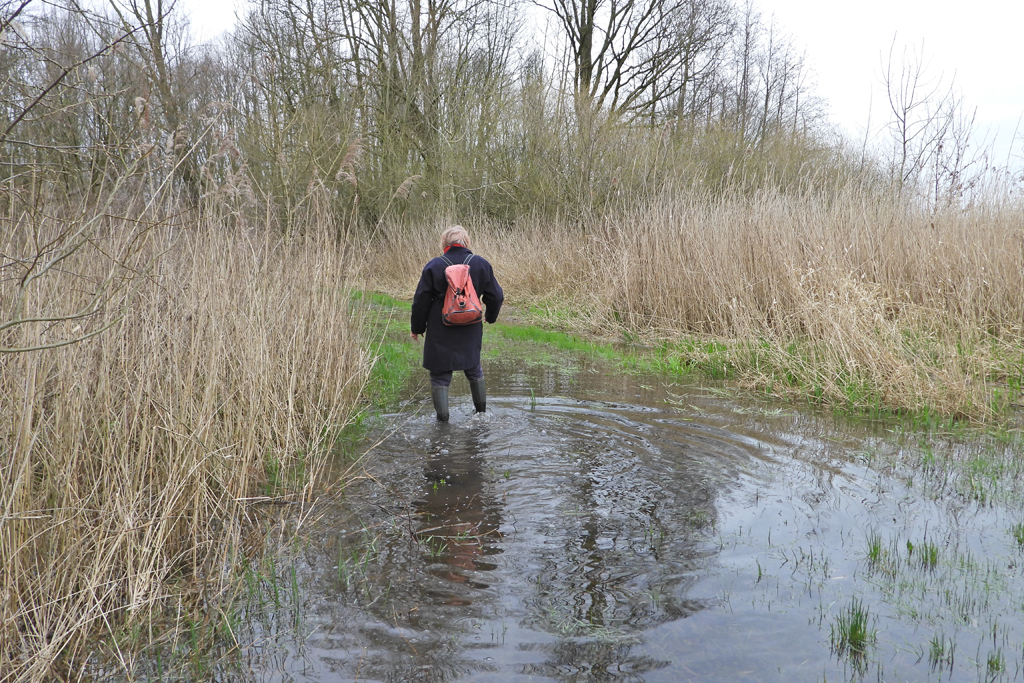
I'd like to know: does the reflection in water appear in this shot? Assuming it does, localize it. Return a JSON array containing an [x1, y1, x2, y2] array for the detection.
[[520, 640, 671, 681], [273, 356, 735, 682], [258, 349, 1024, 683], [413, 432, 503, 598]]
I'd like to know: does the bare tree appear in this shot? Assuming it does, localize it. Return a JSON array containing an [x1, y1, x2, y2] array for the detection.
[[108, 0, 205, 201], [534, 0, 715, 118], [234, 0, 522, 222], [882, 38, 983, 205], [884, 39, 946, 191], [670, 0, 733, 125]]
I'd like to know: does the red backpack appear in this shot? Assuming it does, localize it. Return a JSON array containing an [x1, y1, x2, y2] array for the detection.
[[440, 254, 484, 326]]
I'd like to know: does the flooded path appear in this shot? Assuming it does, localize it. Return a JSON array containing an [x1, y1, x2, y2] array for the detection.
[[259, 340, 1024, 682]]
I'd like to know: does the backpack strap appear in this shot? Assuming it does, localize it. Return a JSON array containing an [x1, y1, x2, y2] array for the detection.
[[440, 254, 474, 267]]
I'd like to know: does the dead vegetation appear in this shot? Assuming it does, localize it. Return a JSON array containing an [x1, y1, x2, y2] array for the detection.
[[0, 217, 369, 679], [371, 187, 1024, 419], [1, 0, 1022, 676]]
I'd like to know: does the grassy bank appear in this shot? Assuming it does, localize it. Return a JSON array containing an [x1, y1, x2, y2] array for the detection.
[[369, 186, 1024, 422], [355, 293, 422, 412], [0, 222, 369, 680]]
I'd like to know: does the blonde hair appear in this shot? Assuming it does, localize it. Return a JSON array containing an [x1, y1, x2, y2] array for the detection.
[[440, 225, 471, 251]]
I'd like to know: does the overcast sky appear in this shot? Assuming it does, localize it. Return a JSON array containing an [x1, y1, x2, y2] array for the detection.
[[178, 0, 1024, 167], [764, 0, 1024, 167]]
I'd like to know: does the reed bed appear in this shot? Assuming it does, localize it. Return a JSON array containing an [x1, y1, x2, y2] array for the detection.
[[0, 220, 369, 680], [371, 187, 1024, 419]]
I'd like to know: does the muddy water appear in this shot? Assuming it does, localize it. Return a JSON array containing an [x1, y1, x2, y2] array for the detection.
[[262, 343, 1024, 682]]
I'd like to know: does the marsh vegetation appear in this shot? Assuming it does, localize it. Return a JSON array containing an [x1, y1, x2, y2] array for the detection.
[[0, 220, 368, 678], [370, 192, 1024, 421], [1, 0, 1023, 678]]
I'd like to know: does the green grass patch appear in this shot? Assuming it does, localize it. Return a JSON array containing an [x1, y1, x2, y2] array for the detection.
[[830, 597, 876, 668], [493, 320, 739, 381], [352, 290, 412, 311], [1011, 523, 1024, 549], [365, 332, 420, 410], [492, 323, 617, 359], [353, 290, 421, 411]]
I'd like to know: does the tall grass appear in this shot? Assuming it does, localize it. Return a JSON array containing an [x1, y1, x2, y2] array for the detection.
[[371, 183, 1024, 419], [0, 219, 369, 680]]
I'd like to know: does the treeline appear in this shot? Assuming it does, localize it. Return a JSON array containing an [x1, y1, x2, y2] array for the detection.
[[3, 0, 1006, 231], [1, 0, 849, 227]]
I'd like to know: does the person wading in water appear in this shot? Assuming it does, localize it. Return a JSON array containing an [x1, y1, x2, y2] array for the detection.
[[411, 226, 504, 421]]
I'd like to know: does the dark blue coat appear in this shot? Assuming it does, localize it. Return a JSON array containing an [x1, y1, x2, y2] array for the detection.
[[411, 246, 503, 372]]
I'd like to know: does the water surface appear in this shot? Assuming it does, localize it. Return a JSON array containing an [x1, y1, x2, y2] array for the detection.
[[259, 343, 1024, 682]]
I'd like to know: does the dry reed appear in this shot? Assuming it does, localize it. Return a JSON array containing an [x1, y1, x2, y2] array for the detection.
[[0, 219, 369, 680], [371, 186, 1024, 419]]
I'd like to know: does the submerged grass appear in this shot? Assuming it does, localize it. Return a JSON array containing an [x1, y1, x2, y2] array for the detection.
[[857, 518, 1024, 675], [929, 633, 955, 672], [865, 531, 947, 578], [1011, 524, 1024, 549], [830, 597, 876, 668]]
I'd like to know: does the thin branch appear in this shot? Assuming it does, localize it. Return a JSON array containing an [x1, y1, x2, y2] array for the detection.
[[0, 313, 125, 353], [0, 24, 143, 147]]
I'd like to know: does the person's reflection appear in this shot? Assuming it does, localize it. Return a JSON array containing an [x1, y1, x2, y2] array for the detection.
[[412, 429, 503, 602]]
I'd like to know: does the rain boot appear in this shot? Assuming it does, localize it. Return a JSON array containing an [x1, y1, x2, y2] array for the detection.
[[432, 386, 449, 422], [469, 377, 486, 413]]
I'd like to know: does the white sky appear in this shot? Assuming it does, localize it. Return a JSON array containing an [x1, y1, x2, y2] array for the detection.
[[176, 0, 241, 43], [761, 0, 1024, 167], [178, 0, 1024, 167]]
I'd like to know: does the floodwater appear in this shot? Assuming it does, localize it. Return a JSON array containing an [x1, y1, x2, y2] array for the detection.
[[255, 340, 1024, 682]]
